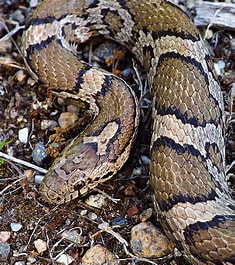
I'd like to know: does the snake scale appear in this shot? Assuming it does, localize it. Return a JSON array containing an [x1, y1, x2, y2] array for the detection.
[[22, 0, 235, 264]]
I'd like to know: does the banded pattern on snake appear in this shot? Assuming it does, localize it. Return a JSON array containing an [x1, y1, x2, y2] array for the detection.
[[22, 0, 235, 264]]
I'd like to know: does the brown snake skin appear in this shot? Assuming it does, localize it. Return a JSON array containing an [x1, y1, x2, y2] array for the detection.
[[22, 0, 235, 264]]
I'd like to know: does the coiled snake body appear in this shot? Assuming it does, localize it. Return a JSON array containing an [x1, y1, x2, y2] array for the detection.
[[22, 0, 235, 264]]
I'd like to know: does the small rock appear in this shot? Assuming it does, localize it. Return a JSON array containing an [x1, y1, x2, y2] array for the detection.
[[34, 175, 45, 184], [34, 239, 47, 254], [139, 208, 153, 222], [132, 167, 142, 176], [87, 212, 97, 221], [56, 253, 74, 265], [80, 209, 88, 216], [62, 230, 82, 244], [130, 222, 174, 258], [27, 256, 37, 263], [32, 142, 48, 166], [40, 119, 58, 130], [127, 205, 138, 217], [85, 194, 106, 209], [0, 242, 10, 258], [14, 262, 25, 265], [0, 231, 11, 242], [67, 104, 80, 113], [140, 155, 150, 165], [82, 245, 119, 265], [15, 70, 26, 83], [65, 219, 72, 226], [204, 29, 213, 40], [29, 0, 39, 8], [18, 128, 28, 144], [24, 169, 34, 182], [58, 112, 79, 128], [27, 77, 36, 86], [10, 222, 22, 232], [12, 10, 25, 22], [93, 41, 119, 63], [122, 68, 133, 77], [111, 216, 128, 227], [214, 60, 226, 76]]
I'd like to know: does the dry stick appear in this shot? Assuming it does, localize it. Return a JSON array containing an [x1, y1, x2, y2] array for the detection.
[[204, 7, 224, 40], [0, 152, 48, 174], [0, 19, 25, 42], [194, 1, 235, 31], [94, 222, 172, 265], [0, 176, 25, 196], [0, 17, 38, 80]]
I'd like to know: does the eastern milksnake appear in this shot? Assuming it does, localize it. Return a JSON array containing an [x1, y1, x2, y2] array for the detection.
[[22, 1, 235, 264]]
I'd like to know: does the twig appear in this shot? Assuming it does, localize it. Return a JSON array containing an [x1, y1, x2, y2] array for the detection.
[[0, 17, 38, 80], [204, 7, 223, 40], [0, 19, 25, 42], [0, 151, 48, 174], [0, 176, 25, 195], [93, 221, 172, 265], [93, 188, 121, 203]]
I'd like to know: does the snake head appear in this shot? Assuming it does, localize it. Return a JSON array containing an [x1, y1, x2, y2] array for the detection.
[[39, 140, 117, 204]]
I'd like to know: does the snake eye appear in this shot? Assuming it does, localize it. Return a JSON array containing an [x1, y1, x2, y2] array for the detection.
[[52, 195, 65, 205]]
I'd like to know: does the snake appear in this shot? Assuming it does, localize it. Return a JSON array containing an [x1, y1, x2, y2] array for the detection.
[[22, 0, 235, 264]]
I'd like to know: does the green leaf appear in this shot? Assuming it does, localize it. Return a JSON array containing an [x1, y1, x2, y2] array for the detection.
[[0, 139, 12, 165]]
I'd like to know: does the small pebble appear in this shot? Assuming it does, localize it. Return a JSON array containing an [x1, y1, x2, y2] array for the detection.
[[15, 70, 26, 83], [130, 222, 174, 258], [139, 208, 153, 222], [14, 262, 25, 265], [32, 142, 48, 166], [12, 10, 25, 22], [18, 128, 28, 144], [111, 216, 128, 227], [65, 218, 72, 226], [62, 230, 82, 244], [0, 231, 11, 242], [122, 68, 133, 77], [80, 209, 88, 216], [58, 112, 79, 128], [27, 256, 37, 263], [34, 239, 47, 254], [132, 167, 142, 176], [0, 242, 10, 258], [87, 212, 97, 221], [27, 77, 36, 86], [56, 253, 74, 265], [29, 0, 39, 8], [82, 245, 119, 265], [24, 169, 34, 182], [40, 119, 58, 130], [67, 104, 80, 113], [127, 205, 138, 217], [140, 155, 150, 165], [214, 60, 226, 76], [93, 41, 119, 63], [10, 222, 22, 232], [204, 29, 213, 40], [34, 175, 45, 184], [85, 194, 106, 209]]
